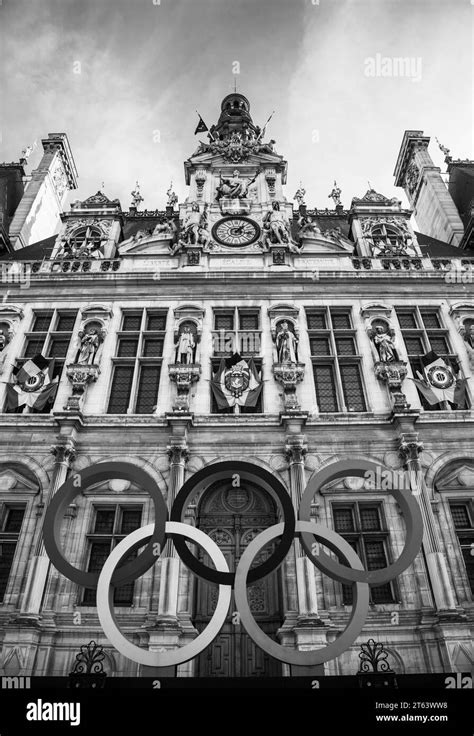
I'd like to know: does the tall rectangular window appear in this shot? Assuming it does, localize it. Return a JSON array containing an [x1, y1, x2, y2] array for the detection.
[[306, 308, 367, 413], [82, 506, 143, 606], [6, 310, 78, 413], [332, 503, 394, 605], [0, 506, 26, 600], [449, 502, 474, 595], [108, 309, 167, 414], [211, 308, 262, 414], [396, 307, 466, 410]]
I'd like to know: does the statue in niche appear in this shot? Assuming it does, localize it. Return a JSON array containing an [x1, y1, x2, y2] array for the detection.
[[76, 326, 101, 365], [262, 201, 292, 249], [276, 321, 298, 363], [463, 320, 474, 367], [175, 325, 196, 364], [371, 323, 399, 363]]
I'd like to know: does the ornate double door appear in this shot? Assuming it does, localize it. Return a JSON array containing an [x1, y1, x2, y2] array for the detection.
[[193, 481, 283, 677]]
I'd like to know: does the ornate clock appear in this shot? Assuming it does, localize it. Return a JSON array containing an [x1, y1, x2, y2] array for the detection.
[[212, 217, 260, 247]]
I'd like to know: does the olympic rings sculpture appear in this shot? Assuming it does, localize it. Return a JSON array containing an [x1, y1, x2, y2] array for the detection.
[[43, 458, 424, 668]]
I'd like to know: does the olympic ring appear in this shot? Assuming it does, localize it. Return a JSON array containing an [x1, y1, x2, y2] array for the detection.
[[97, 522, 232, 667], [42, 458, 424, 669], [234, 522, 370, 665], [169, 461, 296, 585], [298, 459, 424, 585], [43, 462, 168, 589]]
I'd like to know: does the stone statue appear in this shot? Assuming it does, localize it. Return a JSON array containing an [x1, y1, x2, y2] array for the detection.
[[297, 213, 321, 240], [77, 328, 100, 365], [276, 321, 298, 363], [166, 183, 178, 209], [405, 162, 419, 194], [195, 205, 211, 248], [328, 181, 342, 207], [262, 201, 292, 247], [436, 138, 451, 159], [293, 185, 306, 207], [153, 217, 176, 238], [181, 203, 201, 245], [131, 182, 144, 209], [21, 145, 33, 161], [372, 324, 399, 363], [176, 326, 195, 364], [215, 170, 256, 200], [463, 323, 474, 368]]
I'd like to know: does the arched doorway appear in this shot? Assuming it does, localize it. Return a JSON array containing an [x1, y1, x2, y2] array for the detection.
[[193, 478, 283, 677]]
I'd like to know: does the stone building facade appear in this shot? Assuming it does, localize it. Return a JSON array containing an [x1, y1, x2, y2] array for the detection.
[[0, 94, 472, 678]]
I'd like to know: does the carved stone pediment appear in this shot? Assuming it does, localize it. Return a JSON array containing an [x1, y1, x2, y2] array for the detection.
[[435, 463, 474, 491], [0, 469, 39, 492]]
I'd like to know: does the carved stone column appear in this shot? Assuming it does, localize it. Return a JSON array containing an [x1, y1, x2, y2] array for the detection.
[[285, 437, 320, 622], [398, 433, 457, 613], [156, 440, 189, 622], [20, 440, 76, 615]]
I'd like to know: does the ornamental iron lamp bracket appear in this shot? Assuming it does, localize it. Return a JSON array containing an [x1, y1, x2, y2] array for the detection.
[[357, 638, 397, 689], [68, 640, 107, 689]]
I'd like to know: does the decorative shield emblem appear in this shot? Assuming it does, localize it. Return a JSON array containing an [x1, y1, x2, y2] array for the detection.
[[427, 365, 454, 390], [224, 364, 250, 398], [22, 372, 46, 392]]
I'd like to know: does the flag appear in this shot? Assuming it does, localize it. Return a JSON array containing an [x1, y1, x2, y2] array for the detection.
[[408, 351, 456, 405], [257, 110, 275, 141], [453, 377, 469, 409], [194, 113, 208, 135], [420, 351, 456, 403], [211, 353, 262, 409], [6, 354, 58, 411]]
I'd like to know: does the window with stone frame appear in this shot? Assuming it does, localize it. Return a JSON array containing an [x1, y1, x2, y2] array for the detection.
[[369, 223, 412, 256], [107, 309, 167, 414], [332, 502, 395, 605], [306, 307, 367, 413], [82, 505, 143, 606], [395, 307, 467, 410], [212, 308, 261, 357], [64, 225, 104, 258], [449, 501, 474, 596], [5, 309, 78, 414], [211, 308, 263, 415], [0, 505, 26, 601]]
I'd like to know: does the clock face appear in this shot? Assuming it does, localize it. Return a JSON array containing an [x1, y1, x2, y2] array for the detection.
[[212, 217, 260, 247]]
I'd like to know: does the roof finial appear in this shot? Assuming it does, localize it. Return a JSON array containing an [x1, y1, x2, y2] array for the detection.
[[130, 181, 144, 210], [436, 137, 452, 162], [328, 180, 342, 207], [368, 180, 373, 190]]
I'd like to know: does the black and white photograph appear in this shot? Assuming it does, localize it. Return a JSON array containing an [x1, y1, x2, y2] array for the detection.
[[0, 0, 472, 731]]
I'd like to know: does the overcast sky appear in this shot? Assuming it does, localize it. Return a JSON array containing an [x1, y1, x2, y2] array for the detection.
[[0, 0, 472, 213]]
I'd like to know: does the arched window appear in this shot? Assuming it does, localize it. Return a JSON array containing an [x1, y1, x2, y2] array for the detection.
[[370, 224, 412, 256], [64, 226, 103, 258]]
